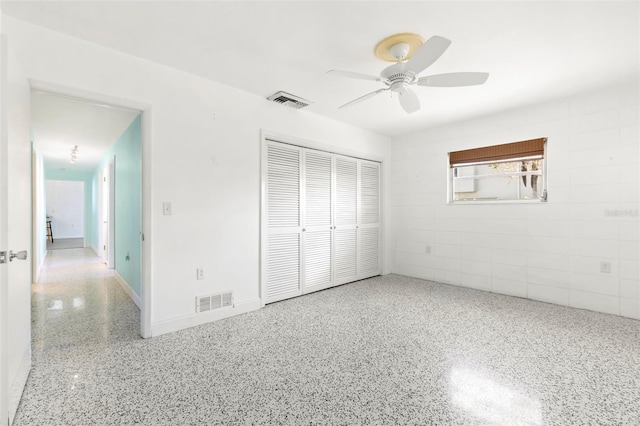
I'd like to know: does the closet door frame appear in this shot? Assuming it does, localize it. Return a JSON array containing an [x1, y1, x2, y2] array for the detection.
[[260, 131, 384, 307]]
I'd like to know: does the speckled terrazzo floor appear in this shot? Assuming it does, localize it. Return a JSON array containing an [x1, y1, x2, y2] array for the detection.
[[14, 249, 640, 425]]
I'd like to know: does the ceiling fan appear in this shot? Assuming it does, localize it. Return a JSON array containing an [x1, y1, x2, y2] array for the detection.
[[328, 33, 489, 114]]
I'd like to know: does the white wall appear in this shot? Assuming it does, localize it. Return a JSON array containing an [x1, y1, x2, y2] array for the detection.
[[2, 17, 392, 335], [45, 179, 84, 239], [391, 81, 640, 319]]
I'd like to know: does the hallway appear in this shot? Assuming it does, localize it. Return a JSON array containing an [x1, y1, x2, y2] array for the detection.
[[17, 248, 139, 424]]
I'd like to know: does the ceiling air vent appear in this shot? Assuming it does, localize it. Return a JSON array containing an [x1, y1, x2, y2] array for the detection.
[[267, 91, 312, 109]]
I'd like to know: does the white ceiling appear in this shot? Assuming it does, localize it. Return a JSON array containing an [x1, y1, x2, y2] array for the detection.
[[31, 91, 140, 173], [5, 1, 639, 138]]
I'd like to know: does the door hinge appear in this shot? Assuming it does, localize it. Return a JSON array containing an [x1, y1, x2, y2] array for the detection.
[[0, 251, 6, 264]]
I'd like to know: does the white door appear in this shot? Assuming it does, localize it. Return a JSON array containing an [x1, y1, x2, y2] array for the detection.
[[264, 142, 302, 303], [333, 155, 359, 286], [301, 149, 333, 294], [1, 35, 33, 425], [358, 160, 381, 279]]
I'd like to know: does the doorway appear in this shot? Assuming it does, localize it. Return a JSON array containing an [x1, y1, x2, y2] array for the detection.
[[30, 88, 145, 329], [45, 179, 85, 250]]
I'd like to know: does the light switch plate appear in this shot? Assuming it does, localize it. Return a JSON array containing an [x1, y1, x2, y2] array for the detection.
[[163, 202, 172, 215]]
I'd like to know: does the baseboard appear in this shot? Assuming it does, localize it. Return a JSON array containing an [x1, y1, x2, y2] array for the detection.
[[9, 346, 31, 424], [150, 298, 262, 337], [114, 270, 141, 309], [90, 245, 99, 256]]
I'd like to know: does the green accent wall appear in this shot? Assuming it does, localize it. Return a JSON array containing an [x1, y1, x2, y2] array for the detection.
[[93, 115, 142, 296]]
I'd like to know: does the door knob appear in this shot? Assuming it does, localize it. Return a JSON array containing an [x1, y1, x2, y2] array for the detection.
[[9, 250, 28, 262]]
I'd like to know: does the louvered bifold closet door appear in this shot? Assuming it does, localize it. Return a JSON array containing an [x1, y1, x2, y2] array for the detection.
[[302, 150, 333, 294], [334, 155, 359, 285], [359, 160, 381, 279], [265, 142, 302, 303]]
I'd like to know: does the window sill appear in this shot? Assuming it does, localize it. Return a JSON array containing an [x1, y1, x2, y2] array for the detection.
[[448, 199, 547, 205]]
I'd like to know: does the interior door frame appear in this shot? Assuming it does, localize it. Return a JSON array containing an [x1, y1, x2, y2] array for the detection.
[[259, 130, 385, 307], [100, 156, 116, 268], [0, 33, 10, 426], [107, 158, 115, 268], [28, 79, 153, 338]]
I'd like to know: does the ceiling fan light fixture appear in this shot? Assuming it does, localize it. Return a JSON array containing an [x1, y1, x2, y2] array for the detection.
[[389, 43, 410, 61], [374, 33, 424, 62], [70, 145, 79, 164]]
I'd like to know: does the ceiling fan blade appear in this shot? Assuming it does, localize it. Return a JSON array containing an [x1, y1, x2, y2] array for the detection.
[[418, 72, 490, 87], [327, 70, 381, 82], [405, 36, 451, 75], [339, 88, 388, 109], [399, 88, 420, 114]]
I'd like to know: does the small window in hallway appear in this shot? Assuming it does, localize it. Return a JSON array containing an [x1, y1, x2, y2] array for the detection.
[[448, 137, 547, 203]]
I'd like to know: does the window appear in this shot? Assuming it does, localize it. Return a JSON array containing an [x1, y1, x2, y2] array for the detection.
[[448, 138, 547, 203]]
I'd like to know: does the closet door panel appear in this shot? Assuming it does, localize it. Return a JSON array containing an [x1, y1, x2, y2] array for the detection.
[[334, 155, 359, 285], [304, 150, 332, 227], [303, 230, 332, 291], [359, 160, 381, 278], [359, 227, 379, 277], [265, 142, 302, 303], [360, 161, 380, 225], [302, 150, 333, 293], [266, 233, 300, 301], [334, 228, 357, 283], [335, 156, 358, 226], [267, 144, 300, 228]]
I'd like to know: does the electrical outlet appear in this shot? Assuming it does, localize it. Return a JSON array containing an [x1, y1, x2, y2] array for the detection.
[[600, 262, 611, 274], [163, 202, 172, 216], [425, 245, 431, 254], [197, 268, 205, 280]]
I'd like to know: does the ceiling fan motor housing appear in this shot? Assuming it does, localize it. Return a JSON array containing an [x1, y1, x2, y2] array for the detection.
[[380, 63, 416, 92]]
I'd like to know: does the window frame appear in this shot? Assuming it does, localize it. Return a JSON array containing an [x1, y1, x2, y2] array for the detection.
[[447, 138, 548, 204]]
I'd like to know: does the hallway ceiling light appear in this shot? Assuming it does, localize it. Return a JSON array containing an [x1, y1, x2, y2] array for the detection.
[[70, 145, 79, 163]]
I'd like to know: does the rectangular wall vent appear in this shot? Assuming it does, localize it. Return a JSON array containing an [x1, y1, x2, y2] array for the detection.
[[267, 91, 312, 109], [196, 291, 233, 313]]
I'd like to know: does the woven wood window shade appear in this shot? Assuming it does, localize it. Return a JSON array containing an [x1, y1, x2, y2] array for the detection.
[[449, 138, 546, 167]]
